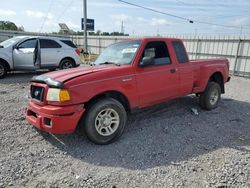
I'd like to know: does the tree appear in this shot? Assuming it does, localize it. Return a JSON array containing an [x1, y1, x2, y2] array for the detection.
[[101, 32, 110, 36], [51, 29, 129, 36], [0, 21, 24, 31]]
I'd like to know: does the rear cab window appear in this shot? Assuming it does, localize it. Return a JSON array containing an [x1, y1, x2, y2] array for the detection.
[[141, 41, 171, 66], [60, 40, 77, 48], [172, 41, 188, 64]]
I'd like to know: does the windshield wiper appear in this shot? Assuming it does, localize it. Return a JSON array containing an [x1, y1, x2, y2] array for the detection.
[[98, 61, 120, 66]]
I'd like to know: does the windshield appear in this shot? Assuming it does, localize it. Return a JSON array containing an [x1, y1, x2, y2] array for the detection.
[[0, 37, 22, 48], [94, 40, 141, 65]]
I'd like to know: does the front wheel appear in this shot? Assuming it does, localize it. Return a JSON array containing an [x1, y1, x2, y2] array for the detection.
[[199, 82, 221, 110], [82, 98, 127, 145], [0, 62, 7, 79]]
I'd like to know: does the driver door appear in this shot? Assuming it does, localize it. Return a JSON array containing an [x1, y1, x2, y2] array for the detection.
[[13, 38, 40, 70], [135, 41, 180, 107]]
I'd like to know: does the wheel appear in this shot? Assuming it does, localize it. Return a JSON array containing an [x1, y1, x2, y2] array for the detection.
[[82, 98, 127, 145], [0, 62, 7, 79], [59, 59, 75, 69], [199, 81, 221, 110]]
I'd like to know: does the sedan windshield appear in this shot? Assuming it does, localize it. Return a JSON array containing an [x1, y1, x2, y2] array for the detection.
[[94, 40, 141, 65], [0, 37, 22, 48]]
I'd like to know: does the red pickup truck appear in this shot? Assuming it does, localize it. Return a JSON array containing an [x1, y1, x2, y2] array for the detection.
[[26, 37, 230, 144]]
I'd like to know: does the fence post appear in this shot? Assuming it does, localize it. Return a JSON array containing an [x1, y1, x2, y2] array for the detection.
[[195, 38, 200, 59], [98, 37, 101, 55], [233, 39, 241, 75]]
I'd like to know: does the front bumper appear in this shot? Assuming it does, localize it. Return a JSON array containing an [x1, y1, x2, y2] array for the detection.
[[25, 100, 85, 134]]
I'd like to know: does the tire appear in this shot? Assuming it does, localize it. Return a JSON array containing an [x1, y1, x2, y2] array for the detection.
[[0, 62, 7, 79], [199, 81, 221, 110], [59, 59, 75, 69], [82, 98, 127, 145]]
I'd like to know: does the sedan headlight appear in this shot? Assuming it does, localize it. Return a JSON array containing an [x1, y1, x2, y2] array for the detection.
[[46, 88, 71, 102]]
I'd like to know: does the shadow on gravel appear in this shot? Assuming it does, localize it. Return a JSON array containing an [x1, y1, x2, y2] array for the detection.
[[0, 71, 48, 85], [40, 96, 250, 170]]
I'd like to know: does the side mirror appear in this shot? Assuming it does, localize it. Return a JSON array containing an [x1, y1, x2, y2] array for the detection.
[[13, 45, 19, 50], [139, 57, 154, 67]]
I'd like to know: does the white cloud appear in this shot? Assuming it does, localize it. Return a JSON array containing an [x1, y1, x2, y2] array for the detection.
[[110, 14, 131, 27], [109, 13, 172, 35], [44, 20, 80, 30], [89, 2, 134, 8], [232, 17, 250, 27], [65, 21, 80, 30], [136, 17, 147, 22], [150, 18, 171, 26], [25, 10, 53, 20], [111, 14, 130, 22], [0, 9, 16, 16], [44, 20, 57, 27]]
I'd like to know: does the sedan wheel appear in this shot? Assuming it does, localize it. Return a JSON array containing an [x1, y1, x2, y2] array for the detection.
[[59, 59, 75, 69], [0, 63, 7, 79]]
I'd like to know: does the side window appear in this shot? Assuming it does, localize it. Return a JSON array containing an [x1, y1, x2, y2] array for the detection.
[[40, 39, 61, 49], [18, 39, 37, 49], [142, 41, 171, 65], [172, 41, 188, 64], [61, 40, 77, 48]]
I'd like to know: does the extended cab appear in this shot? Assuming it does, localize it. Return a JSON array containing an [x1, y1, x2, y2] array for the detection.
[[25, 37, 230, 144]]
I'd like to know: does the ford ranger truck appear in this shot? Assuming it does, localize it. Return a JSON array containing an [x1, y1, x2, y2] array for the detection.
[[25, 37, 230, 144]]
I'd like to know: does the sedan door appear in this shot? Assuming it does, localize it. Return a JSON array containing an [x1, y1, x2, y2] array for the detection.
[[39, 39, 63, 68], [135, 41, 180, 107], [13, 38, 38, 70]]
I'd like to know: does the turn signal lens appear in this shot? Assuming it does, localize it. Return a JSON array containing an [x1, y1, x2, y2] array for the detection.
[[59, 89, 71, 102]]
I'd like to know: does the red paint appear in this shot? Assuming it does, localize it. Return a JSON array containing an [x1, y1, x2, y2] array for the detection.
[[25, 37, 230, 134]]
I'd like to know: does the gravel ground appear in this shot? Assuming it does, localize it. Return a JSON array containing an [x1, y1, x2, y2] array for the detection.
[[0, 72, 250, 188]]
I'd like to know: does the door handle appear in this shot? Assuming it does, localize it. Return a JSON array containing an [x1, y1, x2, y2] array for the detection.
[[170, 68, 177, 73]]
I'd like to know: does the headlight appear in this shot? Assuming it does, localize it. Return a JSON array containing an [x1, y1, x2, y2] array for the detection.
[[46, 88, 71, 102]]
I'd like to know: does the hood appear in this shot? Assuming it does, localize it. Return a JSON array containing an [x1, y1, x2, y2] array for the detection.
[[31, 65, 116, 88]]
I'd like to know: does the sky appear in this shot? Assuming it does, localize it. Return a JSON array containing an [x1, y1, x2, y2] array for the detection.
[[0, 0, 250, 36]]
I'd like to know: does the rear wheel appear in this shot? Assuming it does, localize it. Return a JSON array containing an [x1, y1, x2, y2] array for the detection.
[[0, 62, 7, 79], [81, 98, 127, 145], [199, 81, 221, 110], [59, 59, 75, 69]]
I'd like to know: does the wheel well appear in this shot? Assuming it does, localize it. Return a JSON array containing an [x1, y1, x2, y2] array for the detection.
[[0, 58, 10, 71], [209, 72, 224, 93], [85, 91, 131, 113], [59, 57, 76, 67]]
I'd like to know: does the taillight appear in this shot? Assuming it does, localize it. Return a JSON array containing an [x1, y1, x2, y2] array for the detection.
[[75, 48, 81, 56]]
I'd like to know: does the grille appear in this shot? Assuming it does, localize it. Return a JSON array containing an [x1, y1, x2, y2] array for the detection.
[[30, 85, 44, 102]]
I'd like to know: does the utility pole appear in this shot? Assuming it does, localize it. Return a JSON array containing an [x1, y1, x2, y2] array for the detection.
[[240, 26, 243, 37], [83, 0, 88, 52], [121, 20, 124, 34]]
